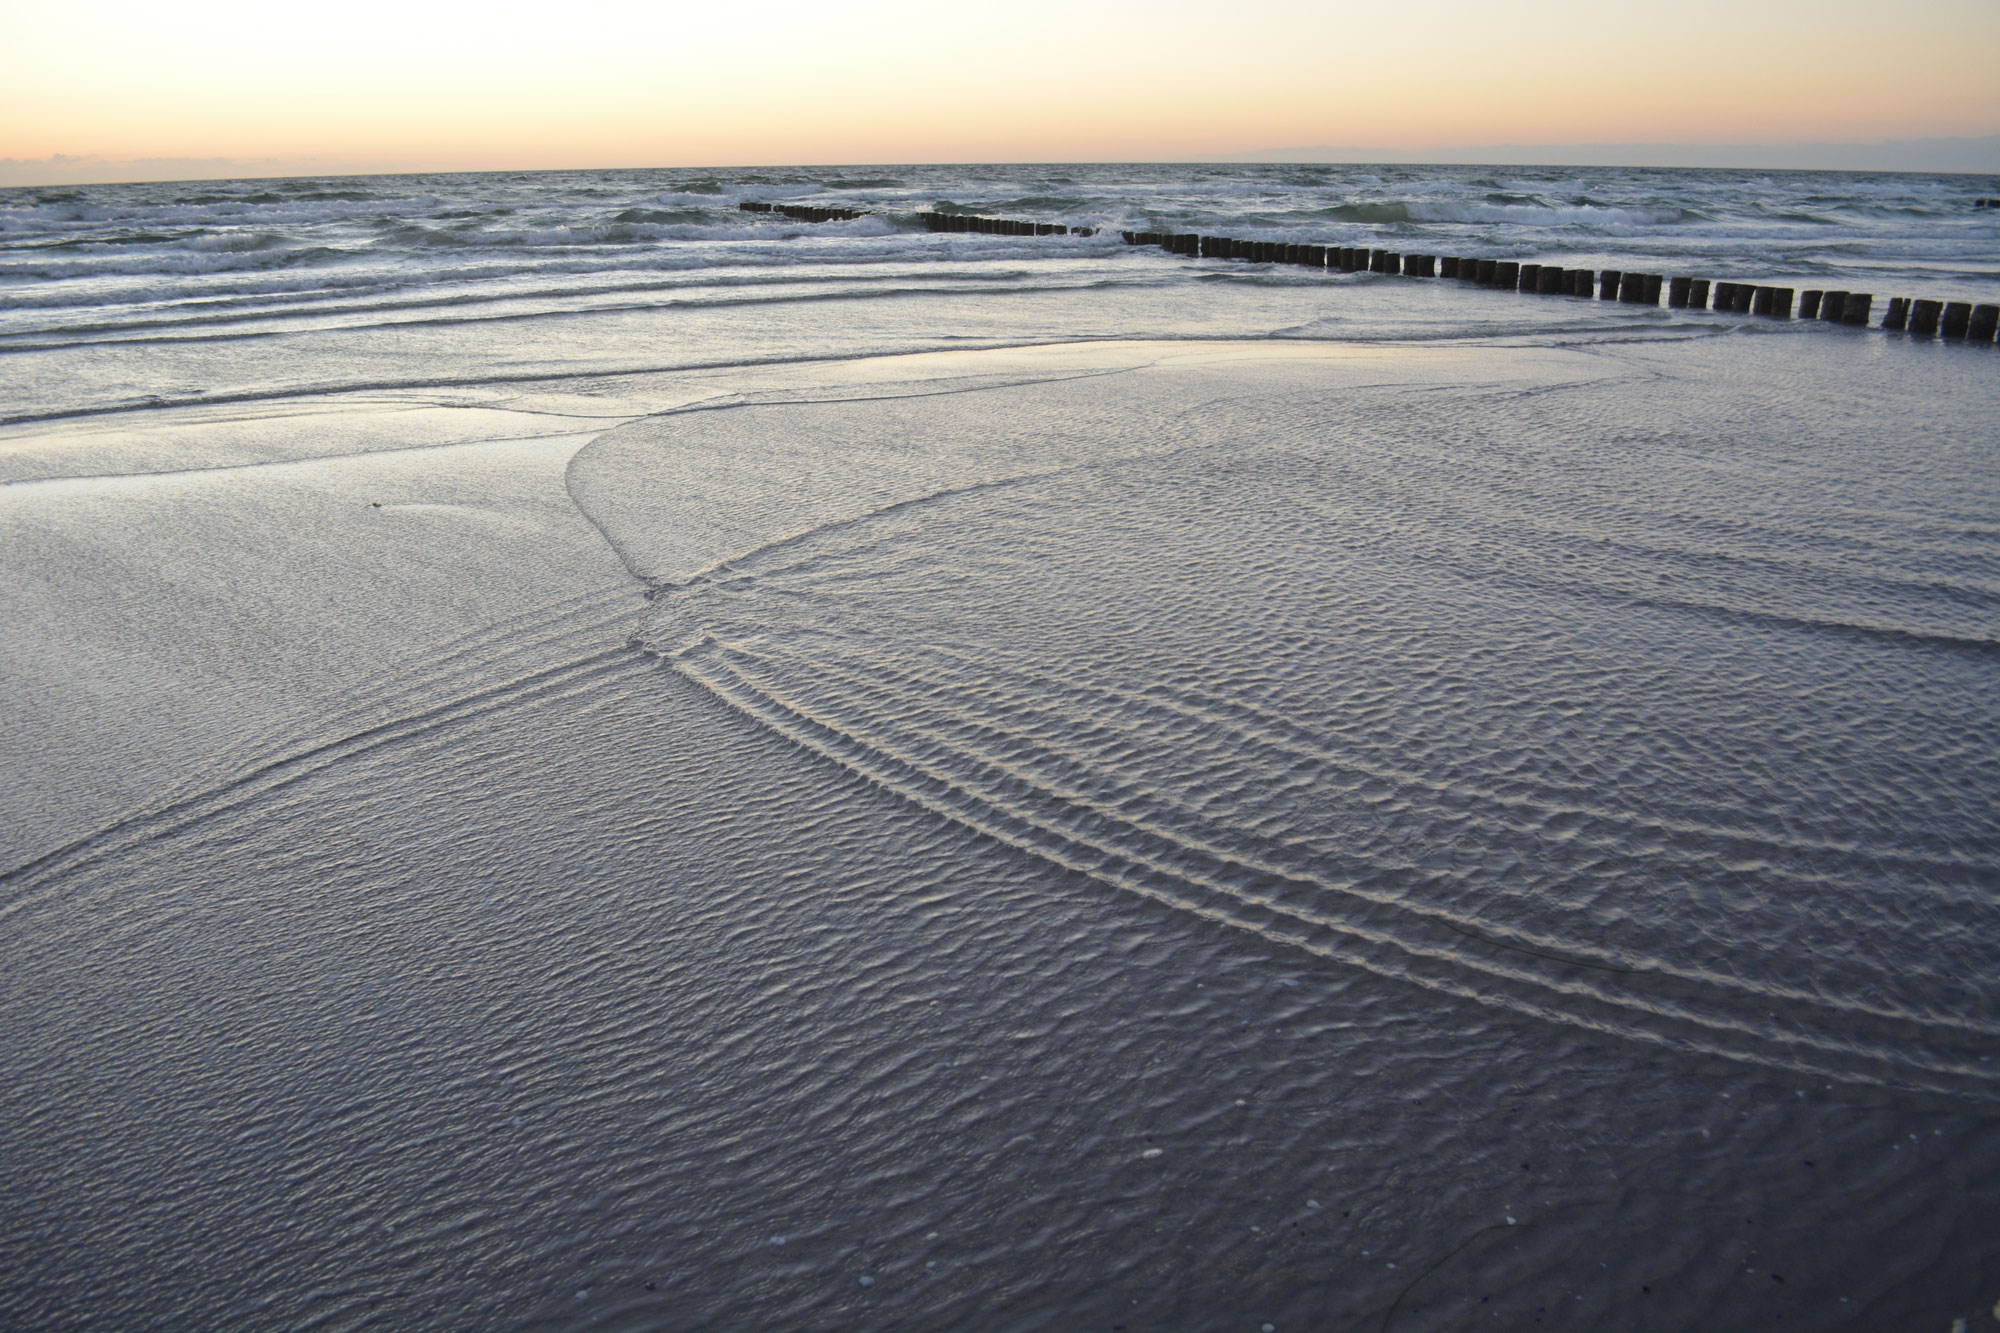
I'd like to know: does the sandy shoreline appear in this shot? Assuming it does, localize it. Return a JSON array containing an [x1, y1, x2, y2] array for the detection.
[[4, 332, 1998, 1329]]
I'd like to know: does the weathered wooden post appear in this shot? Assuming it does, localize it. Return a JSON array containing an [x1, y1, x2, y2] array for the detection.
[[1909, 299, 1943, 335], [1494, 260, 1519, 289], [1841, 294, 1872, 325], [1477, 259, 1498, 284], [1618, 272, 1644, 301], [1440, 257, 1460, 278], [1570, 269, 1595, 296], [1882, 297, 1910, 330], [1538, 266, 1565, 294], [1643, 274, 1662, 304], [1687, 278, 1709, 309], [1600, 270, 1622, 299], [1818, 290, 1848, 322], [1518, 263, 1541, 292], [1970, 304, 1999, 341], [1668, 276, 1692, 307], [1943, 301, 1972, 337], [1797, 289, 1820, 318], [1765, 287, 1794, 318]]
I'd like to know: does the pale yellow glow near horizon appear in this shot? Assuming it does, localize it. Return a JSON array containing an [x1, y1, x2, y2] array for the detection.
[[4, 0, 1997, 176]]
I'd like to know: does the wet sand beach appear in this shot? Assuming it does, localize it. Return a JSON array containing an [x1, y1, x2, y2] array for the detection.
[[3, 167, 1998, 1330]]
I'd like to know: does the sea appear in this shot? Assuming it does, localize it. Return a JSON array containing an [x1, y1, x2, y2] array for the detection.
[[2, 162, 1997, 423], [1, 164, 1997, 1332]]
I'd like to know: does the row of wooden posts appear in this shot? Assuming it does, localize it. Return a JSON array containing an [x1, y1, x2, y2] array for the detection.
[[1120, 230, 2000, 341], [914, 211, 1099, 237], [735, 201, 1997, 342], [740, 200, 1104, 237], [737, 201, 869, 223]]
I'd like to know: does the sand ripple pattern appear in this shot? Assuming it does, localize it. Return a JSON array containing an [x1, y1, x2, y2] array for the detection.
[[636, 386, 2000, 1103]]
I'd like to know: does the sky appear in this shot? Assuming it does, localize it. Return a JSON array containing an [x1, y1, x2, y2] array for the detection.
[[4, 0, 1998, 183]]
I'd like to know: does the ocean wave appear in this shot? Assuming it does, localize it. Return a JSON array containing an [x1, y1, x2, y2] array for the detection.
[[5, 163, 1998, 343], [0, 244, 349, 283]]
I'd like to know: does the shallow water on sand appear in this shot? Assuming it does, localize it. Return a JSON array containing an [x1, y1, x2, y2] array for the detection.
[[2, 170, 1998, 1332]]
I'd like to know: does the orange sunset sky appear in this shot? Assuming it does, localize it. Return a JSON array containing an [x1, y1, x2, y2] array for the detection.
[[5, 0, 1998, 183]]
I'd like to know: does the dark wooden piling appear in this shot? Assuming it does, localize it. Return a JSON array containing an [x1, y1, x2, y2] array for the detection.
[[1599, 270, 1621, 299], [1518, 262, 1541, 292], [1882, 297, 1909, 330], [1943, 301, 1972, 337], [1765, 287, 1794, 318], [1618, 272, 1645, 302], [1970, 304, 1999, 341], [1841, 294, 1872, 325], [1818, 290, 1849, 322], [1668, 276, 1692, 307], [1439, 256, 1460, 279], [1751, 286, 1772, 315], [1686, 278, 1709, 309], [1537, 266, 1565, 294], [1643, 274, 1662, 304], [1733, 285, 1755, 314], [1798, 289, 1821, 319], [1570, 269, 1594, 296], [1713, 281, 1737, 311], [1909, 299, 1943, 335], [1494, 261, 1519, 290], [1406, 254, 1435, 277]]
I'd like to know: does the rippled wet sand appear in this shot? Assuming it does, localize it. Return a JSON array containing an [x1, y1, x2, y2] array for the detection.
[[3, 337, 1996, 1330]]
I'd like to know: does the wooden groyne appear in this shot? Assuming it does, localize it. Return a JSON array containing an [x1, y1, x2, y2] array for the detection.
[[737, 202, 1996, 342], [738, 201, 1096, 236], [1118, 228, 1997, 343], [916, 212, 1097, 236], [738, 201, 870, 222]]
